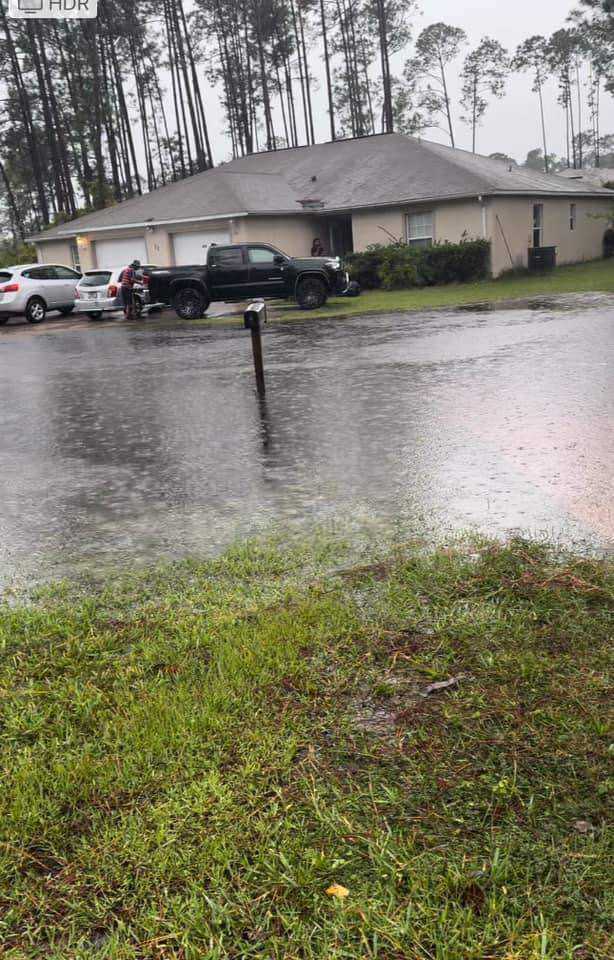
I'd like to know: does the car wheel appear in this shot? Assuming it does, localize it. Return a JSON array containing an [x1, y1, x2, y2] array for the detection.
[[173, 288, 209, 320], [87, 312, 104, 321], [296, 277, 328, 310], [26, 297, 46, 324], [59, 306, 75, 316]]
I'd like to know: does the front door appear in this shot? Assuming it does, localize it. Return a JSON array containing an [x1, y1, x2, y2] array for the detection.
[[246, 245, 288, 298], [207, 245, 250, 299], [327, 217, 354, 256]]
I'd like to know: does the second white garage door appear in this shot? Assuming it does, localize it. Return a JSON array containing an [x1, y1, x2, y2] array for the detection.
[[172, 229, 230, 265], [95, 236, 148, 268]]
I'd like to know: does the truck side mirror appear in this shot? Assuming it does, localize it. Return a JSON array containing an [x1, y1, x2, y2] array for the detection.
[[244, 300, 267, 330], [273, 254, 285, 265]]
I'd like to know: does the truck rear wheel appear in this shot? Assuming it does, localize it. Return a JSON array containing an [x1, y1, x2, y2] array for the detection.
[[174, 287, 210, 320], [296, 277, 327, 310]]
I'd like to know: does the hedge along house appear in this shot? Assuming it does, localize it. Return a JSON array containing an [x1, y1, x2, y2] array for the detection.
[[29, 134, 614, 277]]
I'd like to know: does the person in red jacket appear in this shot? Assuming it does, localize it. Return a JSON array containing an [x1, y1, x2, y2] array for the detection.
[[118, 260, 141, 320]]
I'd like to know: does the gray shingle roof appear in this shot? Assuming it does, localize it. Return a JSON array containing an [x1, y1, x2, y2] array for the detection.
[[32, 134, 614, 242], [557, 167, 614, 186]]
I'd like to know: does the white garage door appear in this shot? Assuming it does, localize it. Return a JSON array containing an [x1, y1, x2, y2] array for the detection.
[[172, 229, 230, 265], [95, 236, 148, 268]]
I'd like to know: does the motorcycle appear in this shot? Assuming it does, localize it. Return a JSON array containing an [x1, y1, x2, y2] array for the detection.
[[132, 277, 147, 319]]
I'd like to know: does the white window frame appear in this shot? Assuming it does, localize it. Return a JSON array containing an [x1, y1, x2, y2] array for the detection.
[[70, 241, 81, 272], [570, 203, 577, 231], [406, 210, 434, 247], [532, 203, 544, 248]]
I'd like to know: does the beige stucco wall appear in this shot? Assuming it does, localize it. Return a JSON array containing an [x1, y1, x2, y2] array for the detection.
[[544, 197, 612, 264], [236, 215, 320, 257], [353, 196, 613, 276], [352, 200, 486, 252], [352, 208, 405, 250], [489, 196, 613, 275], [77, 238, 97, 271], [435, 200, 485, 244], [488, 198, 531, 274], [146, 227, 173, 265]]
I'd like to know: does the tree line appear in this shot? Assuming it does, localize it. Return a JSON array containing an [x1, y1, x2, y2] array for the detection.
[[0, 0, 613, 244]]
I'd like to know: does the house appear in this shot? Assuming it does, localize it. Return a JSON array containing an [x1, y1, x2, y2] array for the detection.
[[29, 134, 614, 277]]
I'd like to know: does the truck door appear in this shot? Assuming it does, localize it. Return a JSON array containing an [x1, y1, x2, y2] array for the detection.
[[246, 245, 288, 298], [207, 245, 250, 299]]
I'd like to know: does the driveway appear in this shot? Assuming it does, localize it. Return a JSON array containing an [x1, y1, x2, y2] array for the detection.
[[1, 293, 612, 586]]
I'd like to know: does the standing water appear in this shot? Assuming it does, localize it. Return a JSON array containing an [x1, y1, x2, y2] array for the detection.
[[1, 294, 612, 587]]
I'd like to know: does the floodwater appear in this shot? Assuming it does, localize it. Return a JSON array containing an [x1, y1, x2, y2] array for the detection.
[[1, 294, 613, 586]]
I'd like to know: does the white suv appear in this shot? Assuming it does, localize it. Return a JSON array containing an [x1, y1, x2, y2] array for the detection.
[[0, 263, 81, 325]]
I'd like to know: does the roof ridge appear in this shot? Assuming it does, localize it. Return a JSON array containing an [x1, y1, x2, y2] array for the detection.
[[416, 138, 513, 193]]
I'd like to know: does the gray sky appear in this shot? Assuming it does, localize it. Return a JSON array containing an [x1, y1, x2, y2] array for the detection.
[[410, 0, 608, 159], [201, 0, 612, 164]]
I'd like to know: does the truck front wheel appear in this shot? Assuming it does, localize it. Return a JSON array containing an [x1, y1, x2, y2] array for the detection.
[[296, 277, 327, 310], [174, 288, 210, 320]]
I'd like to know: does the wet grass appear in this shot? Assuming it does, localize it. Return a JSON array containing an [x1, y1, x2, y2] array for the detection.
[[272, 257, 614, 322], [0, 537, 612, 958]]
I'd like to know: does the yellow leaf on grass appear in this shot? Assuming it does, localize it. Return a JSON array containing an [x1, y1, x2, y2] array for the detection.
[[326, 883, 349, 899]]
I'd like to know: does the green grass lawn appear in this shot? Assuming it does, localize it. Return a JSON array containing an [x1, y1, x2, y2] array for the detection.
[[271, 257, 614, 322], [0, 537, 612, 958]]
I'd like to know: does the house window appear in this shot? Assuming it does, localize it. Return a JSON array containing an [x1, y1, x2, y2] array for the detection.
[[407, 211, 434, 248], [70, 241, 81, 271], [570, 203, 577, 230], [532, 204, 543, 248]]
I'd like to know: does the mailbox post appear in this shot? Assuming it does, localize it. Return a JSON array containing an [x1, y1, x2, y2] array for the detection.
[[244, 300, 267, 396]]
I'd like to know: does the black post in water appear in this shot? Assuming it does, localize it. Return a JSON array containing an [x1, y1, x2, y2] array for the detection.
[[244, 300, 267, 396]]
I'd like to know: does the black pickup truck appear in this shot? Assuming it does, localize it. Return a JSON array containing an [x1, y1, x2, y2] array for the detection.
[[143, 242, 349, 319]]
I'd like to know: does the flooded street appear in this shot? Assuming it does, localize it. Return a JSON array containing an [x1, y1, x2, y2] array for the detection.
[[1, 294, 613, 586]]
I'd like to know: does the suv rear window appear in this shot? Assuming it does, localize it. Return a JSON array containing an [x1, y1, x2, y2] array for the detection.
[[0, 272, 13, 283], [80, 272, 112, 287]]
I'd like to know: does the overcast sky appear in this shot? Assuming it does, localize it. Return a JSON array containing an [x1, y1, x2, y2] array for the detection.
[[201, 0, 612, 164], [407, 0, 608, 160]]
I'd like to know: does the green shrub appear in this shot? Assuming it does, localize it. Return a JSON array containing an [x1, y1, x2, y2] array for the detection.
[[0, 242, 37, 268], [379, 258, 420, 290], [344, 245, 388, 289], [378, 244, 421, 290], [346, 238, 491, 290], [422, 240, 491, 284]]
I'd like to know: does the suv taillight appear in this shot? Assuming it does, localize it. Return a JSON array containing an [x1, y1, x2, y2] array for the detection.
[[1, 283, 19, 293], [108, 284, 118, 296]]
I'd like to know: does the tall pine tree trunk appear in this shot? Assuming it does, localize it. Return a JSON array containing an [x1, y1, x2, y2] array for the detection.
[[320, 0, 336, 140], [0, 5, 50, 223]]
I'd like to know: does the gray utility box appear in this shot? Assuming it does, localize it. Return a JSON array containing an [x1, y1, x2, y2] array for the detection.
[[528, 246, 557, 272]]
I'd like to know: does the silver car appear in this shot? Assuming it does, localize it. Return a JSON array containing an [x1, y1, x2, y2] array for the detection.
[[0, 263, 81, 325], [75, 267, 125, 321], [75, 265, 161, 320]]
